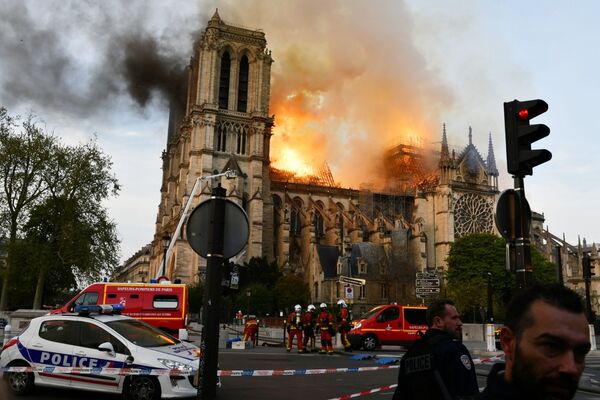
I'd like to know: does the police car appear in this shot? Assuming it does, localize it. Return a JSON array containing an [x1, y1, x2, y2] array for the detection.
[[0, 304, 203, 399]]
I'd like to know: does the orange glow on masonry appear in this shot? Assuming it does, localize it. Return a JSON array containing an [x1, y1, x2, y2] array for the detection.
[[272, 147, 315, 177]]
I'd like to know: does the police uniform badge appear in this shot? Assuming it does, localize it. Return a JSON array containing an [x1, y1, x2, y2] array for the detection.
[[460, 354, 472, 370]]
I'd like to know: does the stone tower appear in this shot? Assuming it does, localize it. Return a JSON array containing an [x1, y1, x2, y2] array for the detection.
[[149, 10, 274, 281]]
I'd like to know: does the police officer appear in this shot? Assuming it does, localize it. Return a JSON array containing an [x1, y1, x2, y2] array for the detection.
[[392, 299, 478, 400]]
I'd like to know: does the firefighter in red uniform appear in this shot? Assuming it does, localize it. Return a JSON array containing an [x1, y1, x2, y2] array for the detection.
[[286, 304, 304, 353], [317, 303, 334, 354], [336, 299, 353, 352], [243, 318, 258, 345], [302, 304, 317, 352]]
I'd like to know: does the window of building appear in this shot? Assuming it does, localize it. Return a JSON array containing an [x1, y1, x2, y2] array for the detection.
[[359, 285, 366, 299], [237, 55, 249, 112], [290, 209, 301, 237], [218, 52, 231, 109], [358, 259, 367, 274]]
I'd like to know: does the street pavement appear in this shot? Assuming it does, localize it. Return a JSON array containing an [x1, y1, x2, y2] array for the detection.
[[3, 336, 600, 399]]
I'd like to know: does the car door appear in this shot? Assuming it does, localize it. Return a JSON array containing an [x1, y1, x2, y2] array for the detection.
[[69, 320, 130, 394], [375, 306, 400, 345], [28, 319, 77, 388]]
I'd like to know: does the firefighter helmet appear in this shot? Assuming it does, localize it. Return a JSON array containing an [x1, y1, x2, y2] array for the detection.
[[319, 302, 327, 309], [307, 304, 316, 311], [337, 299, 347, 307], [294, 304, 302, 312]]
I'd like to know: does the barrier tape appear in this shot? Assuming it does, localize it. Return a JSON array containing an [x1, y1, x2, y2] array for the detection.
[[328, 384, 398, 400], [2, 355, 504, 376]]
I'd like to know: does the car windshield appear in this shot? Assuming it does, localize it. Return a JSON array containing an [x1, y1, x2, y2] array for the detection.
[[360, 305, 386, 320], [106, 319, 180, 348]]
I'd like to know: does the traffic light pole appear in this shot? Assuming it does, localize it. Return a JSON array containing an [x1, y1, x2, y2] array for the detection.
[[514, 176, 533, 289], [198, 185, 226, 399]]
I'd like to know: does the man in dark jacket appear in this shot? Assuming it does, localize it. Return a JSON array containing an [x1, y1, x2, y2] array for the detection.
[[392, 299, 478, 400], [478, 283, 591, 400]]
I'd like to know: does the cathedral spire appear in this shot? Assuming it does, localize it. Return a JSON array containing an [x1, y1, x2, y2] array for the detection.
[[209, 8, 222, 25], [439, 123, 451, 167], [468, 126, 473, 145], [486, 132, 499, 176]]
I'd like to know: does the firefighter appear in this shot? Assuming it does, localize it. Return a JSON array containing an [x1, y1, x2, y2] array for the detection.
[[336, 299, 353, 352], [302, 304, 317, 352], [286, 304, 304, 353], [243, 317, 258, 345], [316, 302, 334, 354]]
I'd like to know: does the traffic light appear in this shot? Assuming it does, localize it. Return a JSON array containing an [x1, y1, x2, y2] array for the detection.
[[583, 253, 595, 279], [503, 99, 552, 176]]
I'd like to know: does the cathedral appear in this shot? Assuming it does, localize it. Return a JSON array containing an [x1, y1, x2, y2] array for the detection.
[[114, 11, 598, 317]]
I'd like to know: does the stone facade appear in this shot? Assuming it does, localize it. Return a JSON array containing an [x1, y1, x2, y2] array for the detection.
[[141, 11, 599, 316]]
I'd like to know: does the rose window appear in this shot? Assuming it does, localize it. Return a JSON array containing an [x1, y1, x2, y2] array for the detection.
[[453, 193, 493, 237]]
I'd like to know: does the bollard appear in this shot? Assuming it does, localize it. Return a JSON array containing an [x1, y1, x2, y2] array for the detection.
[[3, 324, 12, 347], [179, 328, 189, 341], [485, 323, 496, 352]]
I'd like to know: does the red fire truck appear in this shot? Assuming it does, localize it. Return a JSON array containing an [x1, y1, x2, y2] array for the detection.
[[51, 282, 188, 337]]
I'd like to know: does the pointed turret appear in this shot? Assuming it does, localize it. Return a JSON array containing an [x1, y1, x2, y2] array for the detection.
[[486, 133, 499, 177], [439, 123, 451, 167], [468, 126, 473, 145], [208, 8, 222, 27]]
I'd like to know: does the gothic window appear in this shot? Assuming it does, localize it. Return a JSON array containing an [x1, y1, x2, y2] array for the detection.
[[216, 121, 227, 152], [215, 120, 248, 154], [453, 193, 494, 237], [218, 52, 231, 109], [237, 55, 249, 112], [290, 210, 300, 236], [314, 212, 324, 239]]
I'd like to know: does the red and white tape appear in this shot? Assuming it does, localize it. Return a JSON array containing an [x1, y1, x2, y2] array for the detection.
[[328, 384, 398, 400], [2, 355, 503, 376]]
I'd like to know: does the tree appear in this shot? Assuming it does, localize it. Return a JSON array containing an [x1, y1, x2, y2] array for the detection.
[[0, 109, 56, 310], [0, 108, 120, 310], [446, 233, 556, 321], [273, 274, 311, 313]]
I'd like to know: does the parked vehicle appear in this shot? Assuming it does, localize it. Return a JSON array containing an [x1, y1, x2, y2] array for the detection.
[[348, 304, 427, 350], [50, 282, 188, 337], [1, 304, 203, 399]]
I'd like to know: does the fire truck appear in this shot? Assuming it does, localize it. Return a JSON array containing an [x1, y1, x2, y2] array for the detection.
[[51, 281, 188, 337]]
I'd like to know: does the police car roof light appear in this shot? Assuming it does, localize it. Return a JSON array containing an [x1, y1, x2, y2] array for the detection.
[[75, 304, 122, 316]]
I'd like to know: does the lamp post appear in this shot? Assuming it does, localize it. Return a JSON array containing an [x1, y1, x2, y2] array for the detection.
[[161, 232, 170, 277]]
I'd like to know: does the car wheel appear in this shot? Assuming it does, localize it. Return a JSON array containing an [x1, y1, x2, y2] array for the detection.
[[5, 361, 35, 395], [362, 334, 378, 351], [126, 376, 161, 400]]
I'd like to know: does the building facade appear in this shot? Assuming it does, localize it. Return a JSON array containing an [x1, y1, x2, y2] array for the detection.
[[141, 11, 598, 315]]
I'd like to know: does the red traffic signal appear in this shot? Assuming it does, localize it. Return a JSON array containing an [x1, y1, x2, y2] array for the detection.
[[503, 99, 552, 176]]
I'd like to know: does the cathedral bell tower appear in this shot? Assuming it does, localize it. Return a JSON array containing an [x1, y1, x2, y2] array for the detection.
[[150, 10, 275, 282]]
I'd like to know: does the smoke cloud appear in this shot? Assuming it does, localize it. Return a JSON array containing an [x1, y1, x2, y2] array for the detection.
[[0, 0, 454, 189]]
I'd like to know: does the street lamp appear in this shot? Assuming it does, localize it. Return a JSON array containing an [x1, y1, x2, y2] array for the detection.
[[161, 232, 170, 277]]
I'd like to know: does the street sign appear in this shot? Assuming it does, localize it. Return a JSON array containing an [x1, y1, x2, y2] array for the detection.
[[416, 278, 440, 287], [339, 275, 366, 286], [416, 271, 438, 279], [345, 286, 354, 299], [416, 287, 440, 294]]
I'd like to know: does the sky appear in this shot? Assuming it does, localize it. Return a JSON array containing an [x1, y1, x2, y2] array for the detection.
[[0, 0, 598, 264]]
